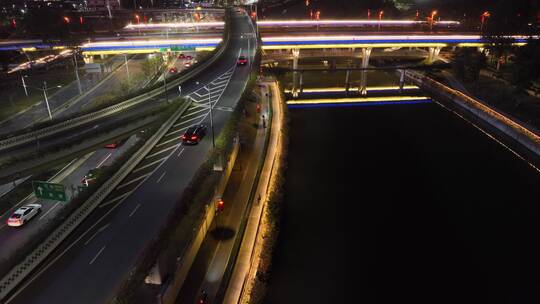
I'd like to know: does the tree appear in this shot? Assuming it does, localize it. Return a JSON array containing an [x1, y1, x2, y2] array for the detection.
[[510, 39, 540, 91], [482, 0, 537, 70], [452, 48, 487, 82]]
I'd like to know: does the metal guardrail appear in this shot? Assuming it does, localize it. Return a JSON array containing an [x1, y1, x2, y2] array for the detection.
[[0, 12, 233, 299], [405, 70, 540, 155], [0, 31, 230, 152], [0, 100, 192, 301]]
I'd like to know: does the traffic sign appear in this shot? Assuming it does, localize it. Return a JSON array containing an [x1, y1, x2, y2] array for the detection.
[[170, 46, 194, 51], [32, 181, 67, 201]]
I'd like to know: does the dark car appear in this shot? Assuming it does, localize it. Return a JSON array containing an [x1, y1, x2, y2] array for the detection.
[[237, 55, 248, 66], [181, 124, 207, 144]]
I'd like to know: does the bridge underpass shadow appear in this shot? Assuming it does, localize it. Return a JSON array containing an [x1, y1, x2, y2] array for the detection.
[[210, 226, 235, 240]]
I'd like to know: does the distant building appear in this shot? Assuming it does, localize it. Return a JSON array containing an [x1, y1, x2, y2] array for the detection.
[[86, 0, 121, 11]]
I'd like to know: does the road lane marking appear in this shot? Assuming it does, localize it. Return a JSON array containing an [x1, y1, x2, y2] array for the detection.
[[166, 124, 199, 137], [38, 202, 61, 220], [212, 79, 229, 86], [132, 156, 168, 173], [99, 191, 131, 208], [117, 172, 151, 189], [96, 153, 112, 168], [177, 147, 185, 157], [0, 156, 82, 224], [182, 107, 208, 118], [84, 223, 110, 245], [156, 136, 182, 147], [145, 144, 180, 159], [156, 172, 166, 183], [89, 246, 106, 265], [2, 62, 238, 303], [171, 113, 207, 129], [128, 204, 141, 218]]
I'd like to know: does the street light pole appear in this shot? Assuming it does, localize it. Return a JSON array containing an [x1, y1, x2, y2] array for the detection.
[[21, 75, 28, 96], [42, 81, 53, 120], [124, 54, 130, 82], [430, 10, 438, 32], [73, 53, 82, 95], [207, 85, 215, 148], [163, 68, 169, 103]]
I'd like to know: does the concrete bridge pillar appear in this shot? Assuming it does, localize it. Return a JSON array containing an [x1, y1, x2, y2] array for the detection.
[[345, 70, 351, 94], [360, 47, 372, 95], [399, 69, 405, 92], [299, 72, 304, 94], [292, 48, 300, 97], [427, 46, 442, 64], [83, 56, 94, 64]]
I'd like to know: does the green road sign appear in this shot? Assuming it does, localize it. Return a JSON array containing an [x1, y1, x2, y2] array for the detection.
[[32, 181, 67, 202], [170, 46, 194, 51]]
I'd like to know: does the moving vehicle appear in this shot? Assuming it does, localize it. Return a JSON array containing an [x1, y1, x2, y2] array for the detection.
[[105, 138, 126, 149], [169, 67, 178, 73], [237, 55, 248, 66], [81, 168, 102, 187], [178, 53, 185, 59], [181, 124, 207, 144], [7, 204, 42, 227]]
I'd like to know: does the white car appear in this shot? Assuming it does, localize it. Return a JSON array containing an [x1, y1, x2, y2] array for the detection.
[[7, 204, 42, 227]]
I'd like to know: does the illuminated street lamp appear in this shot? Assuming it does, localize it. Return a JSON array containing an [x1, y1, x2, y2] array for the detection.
[[21, 79, 61, 120], [216, 198, 225, 212], [480, 11, 490, 32], [430, 10, 438, 31]]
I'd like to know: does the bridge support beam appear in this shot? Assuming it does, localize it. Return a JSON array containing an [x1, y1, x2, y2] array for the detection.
[[299, 72, 304, 94], [83, 56, 94, 64], [427, 46, 441, 64], [292, 48, 300, 97], [345, 70, 351, 94], [360, 48, 372, 96], [398, 69, 405, 92]]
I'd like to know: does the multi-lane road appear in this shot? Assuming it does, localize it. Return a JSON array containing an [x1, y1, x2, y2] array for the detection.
[[5, 9, 256, 304], [0, 137, 138, 263]]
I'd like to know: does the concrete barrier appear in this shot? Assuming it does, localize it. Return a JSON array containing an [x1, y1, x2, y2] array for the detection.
[[0, 22, 232, 153], [158, 136, 240, 304], [0, 100, 192, 301]]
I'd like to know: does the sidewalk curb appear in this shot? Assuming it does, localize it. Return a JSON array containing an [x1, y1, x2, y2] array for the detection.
[[223, 80, 284, 304]]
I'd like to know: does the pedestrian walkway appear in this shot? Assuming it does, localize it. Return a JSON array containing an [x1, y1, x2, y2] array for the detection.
[[224, 79, 285, 304], [173, 81, 271, 304]]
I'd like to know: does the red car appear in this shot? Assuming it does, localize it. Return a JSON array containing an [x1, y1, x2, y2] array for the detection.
[[181, 124, 207, 145], [178, 53, 185, 59], [237, 55, 248, 66], [185, 55, 193, 60], [169, 67, 178, 73]]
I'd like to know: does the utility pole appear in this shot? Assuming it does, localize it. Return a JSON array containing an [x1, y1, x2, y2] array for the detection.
[[207, 85, 215, 148], [106, 0, 112, 19], [42, 81, 53, 120], [163, 67, 169, 103], [21, 75, 28, 96], [73, 53, 82, 94], [124, 54, 130, 82]]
